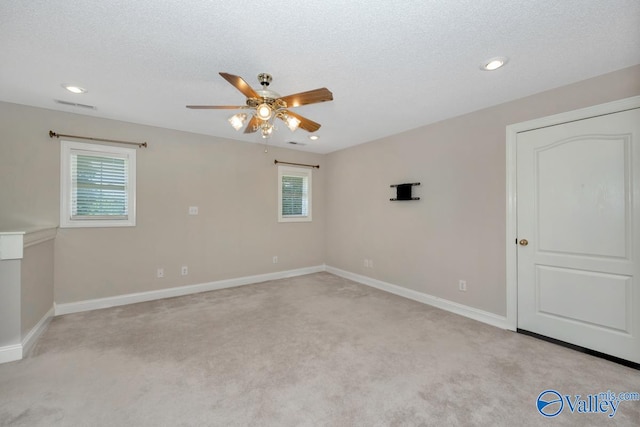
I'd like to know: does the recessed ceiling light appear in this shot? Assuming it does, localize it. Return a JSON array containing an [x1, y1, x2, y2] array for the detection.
[[480, 57, 508, 71], [62, 84, 87, 94], [308, 135, 319, 140]]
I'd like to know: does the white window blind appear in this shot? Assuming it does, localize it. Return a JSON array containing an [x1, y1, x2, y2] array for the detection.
[[278, 165, 312, 222], [71, 152, 129, 219], [281, 175, 308, 216], [60, 140, 136, 228]]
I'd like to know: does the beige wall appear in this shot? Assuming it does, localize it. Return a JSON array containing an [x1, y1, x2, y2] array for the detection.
[[0, 103, 325, 304], [325, 64, 640, 317], [21, 240, 54, 336], [0, 104, 60, 227]]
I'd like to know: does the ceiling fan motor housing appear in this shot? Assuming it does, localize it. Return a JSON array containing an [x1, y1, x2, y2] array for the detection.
[[246, 91, 285, 110]]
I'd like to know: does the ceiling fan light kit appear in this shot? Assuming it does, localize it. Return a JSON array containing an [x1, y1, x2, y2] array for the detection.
[[187, 72, 333, 140], [228, 113, 247, 130], [256, 103, 272, 120], [285, 115, 301, 132]]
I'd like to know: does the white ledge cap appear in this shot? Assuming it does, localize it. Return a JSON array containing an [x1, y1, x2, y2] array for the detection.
[[0, 227, 57, 260]]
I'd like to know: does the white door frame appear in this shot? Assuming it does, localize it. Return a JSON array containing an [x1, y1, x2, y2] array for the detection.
[[505, 95, 640, 331]]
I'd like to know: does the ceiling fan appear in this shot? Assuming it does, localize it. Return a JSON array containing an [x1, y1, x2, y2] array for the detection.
[[187, 72, 333, 138]]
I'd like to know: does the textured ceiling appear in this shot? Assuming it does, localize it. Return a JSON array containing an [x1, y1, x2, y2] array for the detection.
[[1, 0, 639, 153]]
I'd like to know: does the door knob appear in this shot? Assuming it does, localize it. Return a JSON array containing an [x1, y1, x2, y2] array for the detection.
[[519, 239, 529, 246]]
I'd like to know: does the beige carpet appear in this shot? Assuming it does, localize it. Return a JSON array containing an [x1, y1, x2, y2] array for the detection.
[[1, 272, 639, 426]]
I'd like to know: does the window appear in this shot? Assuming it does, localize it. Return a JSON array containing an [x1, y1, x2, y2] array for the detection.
[[278, 165, 312, 222], [60, 140, 136, 228]]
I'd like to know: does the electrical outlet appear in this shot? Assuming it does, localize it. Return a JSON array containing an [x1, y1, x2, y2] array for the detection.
[[272, 256, 278, 264], [364, 259, 369, 268], [369, 259, 374, 268], [188, 206, 199, 215], [157, 268, 164, 278], [181, 266, 188, 276], [459, 280, 467, 292]]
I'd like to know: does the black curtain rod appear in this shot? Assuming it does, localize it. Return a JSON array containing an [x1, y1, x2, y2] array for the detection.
[[274, 160, 320, 169], [49, 130, 147, 148]]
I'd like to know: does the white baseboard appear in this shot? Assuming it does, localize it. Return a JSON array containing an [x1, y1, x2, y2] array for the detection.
[[0, 344, 22, 364], [55, 265, 325, 316], [326, 266, 510, 330], [22, 306, 54, 356], [0, 306, 54, 365]]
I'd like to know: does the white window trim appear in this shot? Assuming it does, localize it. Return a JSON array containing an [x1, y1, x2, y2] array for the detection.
[[278, 165, 312, 223], [60, 140, 136, 228]]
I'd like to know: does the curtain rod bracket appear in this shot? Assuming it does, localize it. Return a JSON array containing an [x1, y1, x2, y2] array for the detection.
[[49, 130, 147, 148]]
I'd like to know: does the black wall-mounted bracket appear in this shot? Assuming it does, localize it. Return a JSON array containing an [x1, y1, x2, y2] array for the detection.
[[390, 182, 420, 201]]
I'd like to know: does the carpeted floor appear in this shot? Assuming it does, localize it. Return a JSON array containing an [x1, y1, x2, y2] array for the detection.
[[1, 272, 639, 426]]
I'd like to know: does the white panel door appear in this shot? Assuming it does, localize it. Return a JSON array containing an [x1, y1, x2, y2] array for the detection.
[[517, 108, 640, 364]]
